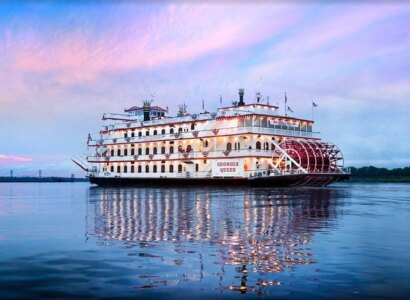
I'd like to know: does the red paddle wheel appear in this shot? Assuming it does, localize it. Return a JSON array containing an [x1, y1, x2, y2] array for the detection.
[[273, 139, 344, 174]]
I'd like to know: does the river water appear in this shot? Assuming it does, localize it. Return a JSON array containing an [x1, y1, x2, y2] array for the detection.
[[0, 182, 409, 299]]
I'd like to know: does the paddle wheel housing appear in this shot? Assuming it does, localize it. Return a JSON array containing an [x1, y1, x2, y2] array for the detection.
[[271, 138, 344, 175]]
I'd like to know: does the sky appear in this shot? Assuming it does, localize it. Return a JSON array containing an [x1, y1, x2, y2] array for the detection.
[[0, 1, 409, 177]]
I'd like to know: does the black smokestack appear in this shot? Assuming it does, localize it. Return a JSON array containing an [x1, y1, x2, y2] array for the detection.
[[238, 88, 245, 106], [143, 109, 150, 121], [143, 100, 151, 121]]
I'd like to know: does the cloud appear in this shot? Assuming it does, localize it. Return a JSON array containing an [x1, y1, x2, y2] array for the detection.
[[0, 154, 32, 164], [5, 3, 303, 86], [0, 2, 409, 172]]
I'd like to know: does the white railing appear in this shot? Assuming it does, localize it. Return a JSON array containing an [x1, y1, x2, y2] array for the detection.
[[112, 114, 213, 131], [91, 168, 268, 179], [88, 126, 319, 146]]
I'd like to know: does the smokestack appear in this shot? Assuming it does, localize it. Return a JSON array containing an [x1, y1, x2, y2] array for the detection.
[[143, 100, 151, 122], [238, 88, 245, 106], [143, 108, 150, 121]]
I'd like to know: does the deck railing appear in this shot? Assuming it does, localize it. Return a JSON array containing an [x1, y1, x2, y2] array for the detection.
[[88, 126, 319, 146]]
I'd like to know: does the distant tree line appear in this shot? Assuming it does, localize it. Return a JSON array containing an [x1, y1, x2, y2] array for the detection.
[[350, 166, 410, 178]]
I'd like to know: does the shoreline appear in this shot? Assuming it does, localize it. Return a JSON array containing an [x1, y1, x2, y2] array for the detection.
[[1, 177, 409, 183], [347, 177, 410, 183], [0, 177, 88, 183]]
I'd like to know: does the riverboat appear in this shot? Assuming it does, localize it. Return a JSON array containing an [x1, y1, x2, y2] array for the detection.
[[73, 89, 350, 186]]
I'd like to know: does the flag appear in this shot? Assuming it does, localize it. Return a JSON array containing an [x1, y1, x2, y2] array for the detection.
[[166, 105, 169, 113], [287, 106, 294, 113], [285, 92, 287, 105], [220, 95, 222, 105], [313, 101, 318, 107]]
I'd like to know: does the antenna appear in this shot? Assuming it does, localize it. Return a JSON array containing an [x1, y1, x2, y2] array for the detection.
[[256, 92, 261, 103]]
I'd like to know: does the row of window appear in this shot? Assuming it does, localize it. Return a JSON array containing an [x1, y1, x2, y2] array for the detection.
[[110, 164, 199, 173], [255, 142, 275, 151], [107, 141, 273, 157], [111, 146, 175, 156], [123, 124, 196, 138], [109, 145, 196, 156]]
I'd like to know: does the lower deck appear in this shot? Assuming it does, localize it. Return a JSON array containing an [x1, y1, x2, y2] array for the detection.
[[89, 173, 349, 187]]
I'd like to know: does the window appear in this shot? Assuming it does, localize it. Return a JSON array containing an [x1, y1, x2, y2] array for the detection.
[[178, 164, 183, 173], [256, 141, 261, 150], [138, 148, 142, 155], [161, 129, 166, 135], [145, 165, 149, 173], [131, 165, 134, 173], [205, 140, 209, 148], [146, 131, 150, 136], [145, 148, 150, 155], [226, 142, 232, 151], [170, 146, 174, 154], [124, 166, 128, 173], [138, 132, 142, 137], [161, 164, 165, 173], [153, 130, 157, 135], [138, 165, 142, 173], [169, 165, 174, 173], [117, 149, 121, 156], [195, 163, 199, 172], [186, 145, 192, 152], [234, 142, 240, 151], [153, 147, 157, 155], [153, 165, 157, 173], [191, 123, 195, 130], [178, 127, 183, 133], [170, 128, 174, 134], [124, 132, 128, 138], [124, 149, 128, 156], [117, 166, 121, 173], [271, 143, 275, 151], [110, 166, 114, 172], [161, 146, 166, 154], [110, 149, 114, 156], [264, 142, 269, 150], [131, 148, 135, 155], [131, 131, 135, 137]]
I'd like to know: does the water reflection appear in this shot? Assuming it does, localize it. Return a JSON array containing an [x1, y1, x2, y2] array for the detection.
[[87, 187, 344, 294]]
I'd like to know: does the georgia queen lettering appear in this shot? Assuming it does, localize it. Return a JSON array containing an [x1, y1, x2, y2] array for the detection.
[[217, 161, 239, 173]]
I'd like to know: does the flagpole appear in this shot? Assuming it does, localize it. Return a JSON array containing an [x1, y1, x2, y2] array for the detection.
[[311, 100, 313, 121]]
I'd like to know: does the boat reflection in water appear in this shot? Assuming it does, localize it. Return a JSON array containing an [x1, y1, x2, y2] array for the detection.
[[87, 187, 344, 294]]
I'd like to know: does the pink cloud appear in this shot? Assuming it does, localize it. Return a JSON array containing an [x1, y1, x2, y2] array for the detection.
[[0, 154, 33, 164], [8, 3, 303, 85]]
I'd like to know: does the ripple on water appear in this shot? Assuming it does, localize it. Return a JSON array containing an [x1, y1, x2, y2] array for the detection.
[[1, 183, 410, 299]]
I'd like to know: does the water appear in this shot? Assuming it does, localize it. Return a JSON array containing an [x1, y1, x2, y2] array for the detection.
[[0, 183, 409, 299]]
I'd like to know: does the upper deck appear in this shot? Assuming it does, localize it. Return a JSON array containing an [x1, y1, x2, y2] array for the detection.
[[88, 99, 316, 147]]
